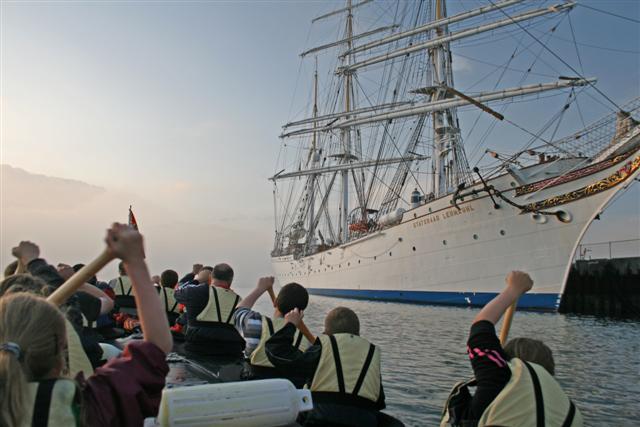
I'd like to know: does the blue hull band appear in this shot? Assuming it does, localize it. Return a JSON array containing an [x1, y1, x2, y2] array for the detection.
[[306, 288, 561, 311]]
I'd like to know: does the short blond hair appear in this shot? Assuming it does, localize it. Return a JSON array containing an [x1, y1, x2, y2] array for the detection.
[[324, 307, 360, 335], [504, 337, 555, 375]]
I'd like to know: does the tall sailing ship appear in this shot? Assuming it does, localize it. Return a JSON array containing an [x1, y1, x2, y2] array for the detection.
[[270, 0, 640, 310]]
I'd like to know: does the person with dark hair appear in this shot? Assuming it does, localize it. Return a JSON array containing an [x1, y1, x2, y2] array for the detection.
[[233, 279, 312, 385], [266, 306, 386, 426], [440, 271, 583, 427], [157, 269, 180, 325], [174, 263, 245, 357]]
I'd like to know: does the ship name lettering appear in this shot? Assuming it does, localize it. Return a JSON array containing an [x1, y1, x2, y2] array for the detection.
[[413, 205, 474, 228]]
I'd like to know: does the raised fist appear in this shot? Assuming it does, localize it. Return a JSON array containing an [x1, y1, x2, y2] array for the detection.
[[505, 271, 533, 295]]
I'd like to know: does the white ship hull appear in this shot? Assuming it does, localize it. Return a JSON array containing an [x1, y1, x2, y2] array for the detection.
[[272, 142, 640, 310]]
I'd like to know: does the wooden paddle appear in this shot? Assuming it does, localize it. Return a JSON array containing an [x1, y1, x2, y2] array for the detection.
[[499, 300, 518, 346], [268, 287, 316, 343], [47, 249, 115, 306]]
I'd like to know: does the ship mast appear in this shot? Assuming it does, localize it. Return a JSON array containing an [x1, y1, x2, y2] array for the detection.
[[341, 0, 354, 243], [306, 58, 319, 252], [430, 0, 466, 196]]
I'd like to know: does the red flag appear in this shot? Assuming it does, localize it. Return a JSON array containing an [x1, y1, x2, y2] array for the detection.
[[128, 205, 139, 230]]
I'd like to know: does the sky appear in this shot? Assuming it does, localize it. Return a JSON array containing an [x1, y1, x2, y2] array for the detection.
[[1, 0, 639, 286]]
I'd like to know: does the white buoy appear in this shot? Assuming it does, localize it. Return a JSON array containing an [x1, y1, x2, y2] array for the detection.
[[145, 379, 313, 427]]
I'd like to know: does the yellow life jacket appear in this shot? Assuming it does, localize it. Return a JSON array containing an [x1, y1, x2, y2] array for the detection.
[[440, 358, 583, 427], [196, 286, 240, 324], [310, 334, 381, 406], [21, 379, 80, 427], [114, 276, 132, 297], [250, 316, 312, 367], [160, 286, 179, 314], [64, 318, 94, 377], [478, 359, 583, 427]]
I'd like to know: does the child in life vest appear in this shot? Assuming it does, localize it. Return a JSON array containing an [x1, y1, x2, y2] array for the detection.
[[440, 271, 583, 427], [266, 306, 386, 427], [0, 223, 172, 427]]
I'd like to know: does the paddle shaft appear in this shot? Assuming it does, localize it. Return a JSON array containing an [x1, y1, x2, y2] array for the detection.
[[499, 300, 518, 346], [267, 287, 316, 343], [47, 250, 115, 306]]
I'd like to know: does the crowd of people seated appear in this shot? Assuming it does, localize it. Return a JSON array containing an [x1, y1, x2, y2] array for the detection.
[[0, 224, 582, 427]]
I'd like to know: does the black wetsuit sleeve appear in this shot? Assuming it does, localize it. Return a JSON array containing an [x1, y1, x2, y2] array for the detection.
[[27, 258, 64, 288], [265, 323, 322, 381], [467, 320, 511, 419]]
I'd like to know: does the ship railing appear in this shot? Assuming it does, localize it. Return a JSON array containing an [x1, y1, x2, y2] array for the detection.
[[544, 97, 640, 159], [575, 238, 640, 261]]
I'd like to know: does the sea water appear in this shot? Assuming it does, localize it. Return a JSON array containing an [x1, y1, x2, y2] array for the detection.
[[250, 295, 640, 426]]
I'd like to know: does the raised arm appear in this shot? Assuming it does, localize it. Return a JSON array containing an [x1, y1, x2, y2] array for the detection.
[[474, 271, 533, 325], [105, 224, 172, 354], [78, 282, 115, 314], [236, 276, 274, 310]]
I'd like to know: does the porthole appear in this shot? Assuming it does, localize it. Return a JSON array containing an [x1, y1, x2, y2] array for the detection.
[[499, 230, 506, 236], [429, 208, 432, 213], [555, 210, 572, 223], [374, 256, 377, 260], [442, 240, 447, 245], [510, 181, 517, 188], [348, 262, 351, 266], [473, 234, 478, 240], [412, 246, 416, 251], [531, 213, 548, 224], [358, 260, 361, 264]]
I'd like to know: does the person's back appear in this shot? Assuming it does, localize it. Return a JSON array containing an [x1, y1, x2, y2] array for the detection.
[[266, 306, 385, 427], [440, 271, 583, 427], [158, 269, 180, 326], [233, 279, 312, 386], [109, 261, 135, 310], [174, 264, 245, 357]]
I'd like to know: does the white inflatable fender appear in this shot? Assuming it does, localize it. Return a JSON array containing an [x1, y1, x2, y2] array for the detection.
[[145, 379, 313, 427]]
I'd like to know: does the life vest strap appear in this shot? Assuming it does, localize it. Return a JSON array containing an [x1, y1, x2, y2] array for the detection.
[[523, 361, 545, 427], [562, 400, 576, 427], [265, 317, 275, 336], [212, 287, 223, 323], [32, 380, 56, 427], [352, 343, 376, 397], [328, 335, 346, 394], [226, 295, 240, 324], [162, 287, 169, 313], [294, 330, 304, 348]]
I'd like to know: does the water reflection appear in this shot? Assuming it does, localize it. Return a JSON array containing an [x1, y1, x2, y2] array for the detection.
[[250, 296, 640, 426]]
